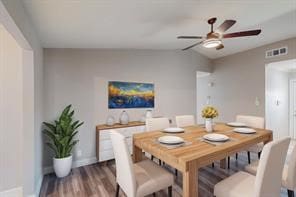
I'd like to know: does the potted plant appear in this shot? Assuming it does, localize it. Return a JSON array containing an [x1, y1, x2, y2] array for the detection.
[[202, 106, 218, 132], [43, 105, 83, 178]]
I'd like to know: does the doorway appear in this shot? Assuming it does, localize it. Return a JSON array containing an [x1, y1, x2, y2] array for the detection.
[[265, 59, 296, 140], [290, 79, 296, 139], [196, 71, 212, 124]]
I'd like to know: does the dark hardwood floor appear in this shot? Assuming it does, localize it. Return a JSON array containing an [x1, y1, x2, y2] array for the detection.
[[40, 153, 290, 197]]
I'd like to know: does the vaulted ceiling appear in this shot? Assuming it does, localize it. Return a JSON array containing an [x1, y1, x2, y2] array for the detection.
[[23, 0, 296, 59]]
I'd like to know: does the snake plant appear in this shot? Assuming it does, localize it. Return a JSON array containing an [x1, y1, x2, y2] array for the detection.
[[43, 105, 84, 158]]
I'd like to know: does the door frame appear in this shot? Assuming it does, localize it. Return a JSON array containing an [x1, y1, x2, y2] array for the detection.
[[290, 79, 296, 139]]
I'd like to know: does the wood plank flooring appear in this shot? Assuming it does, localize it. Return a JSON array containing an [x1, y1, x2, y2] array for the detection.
[[40, 153, 290, 197]]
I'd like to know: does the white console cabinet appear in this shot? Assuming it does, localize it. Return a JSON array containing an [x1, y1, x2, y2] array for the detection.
[[96, 121, 145, 162]]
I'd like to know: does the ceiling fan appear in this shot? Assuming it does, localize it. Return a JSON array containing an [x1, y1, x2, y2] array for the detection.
[[178, 17, 261, 51]]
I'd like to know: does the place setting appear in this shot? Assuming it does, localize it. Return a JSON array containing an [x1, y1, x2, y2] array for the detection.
[[199, 133, 235, 146], [226, 122, 258, 135], [156, 135, 191, 149], [162, 127, 185, 134]]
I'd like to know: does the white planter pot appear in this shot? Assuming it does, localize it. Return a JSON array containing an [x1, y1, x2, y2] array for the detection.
[[205, 119, 213, 132], [53, 155, 72, 178]]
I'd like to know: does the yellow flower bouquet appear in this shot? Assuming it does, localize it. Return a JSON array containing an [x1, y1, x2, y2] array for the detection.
[[202, 106, 218, 119]]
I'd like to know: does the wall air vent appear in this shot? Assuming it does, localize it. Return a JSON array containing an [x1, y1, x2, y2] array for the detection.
[[265, 46, 288, 58]]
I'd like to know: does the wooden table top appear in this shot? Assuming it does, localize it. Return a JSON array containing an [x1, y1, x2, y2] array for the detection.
[[133, 123, 273, 171], [96, 121, 145, 131]]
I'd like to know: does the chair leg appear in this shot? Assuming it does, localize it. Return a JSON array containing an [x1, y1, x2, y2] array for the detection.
[[151, 155, 154, 161], [175, 169, 178, 176], [116, 183, 120, 197], [159, 159, 162, 165], [153, 192, 156, 197], [288, 189, 295, 197], [228, 156, 230, 169], [212, 163, 214, 168], [247, 151, 251, 164], [168, 186, 172, 197], [235, 153, 238, 160], [258, 151, 261, 159]]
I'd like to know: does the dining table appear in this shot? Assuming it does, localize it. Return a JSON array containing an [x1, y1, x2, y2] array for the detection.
[[132, 123, 273, 197]]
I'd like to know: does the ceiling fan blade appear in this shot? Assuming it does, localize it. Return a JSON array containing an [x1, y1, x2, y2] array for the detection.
[[215, 20, 236, 34], [177, 36, 203, 39], [216, 44, 224, 50], [223, 29, 261, 38], [182, 41, 203, 51]]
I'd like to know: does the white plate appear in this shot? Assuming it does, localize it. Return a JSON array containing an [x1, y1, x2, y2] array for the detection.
[[163, 127, 185, 133], [158, 136, 185, 145], [233, 127, 256, 134], [226, 122, 247, 127], [203, 133, 229, 142]]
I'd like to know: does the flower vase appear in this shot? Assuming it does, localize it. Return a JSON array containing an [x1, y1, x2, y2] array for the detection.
[[205, 118, 213, 132]]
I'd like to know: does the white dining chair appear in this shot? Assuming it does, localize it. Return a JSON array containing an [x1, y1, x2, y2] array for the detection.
[[175, 115, 195, 127], [145, 117, 170, 132], [214, 137, 290, 197], [145, 117, 170, 164], [110, 130, 174, 197], [145, 117, 179, 176], [228, 115, 265, 168], [245, 140, 296, 197]]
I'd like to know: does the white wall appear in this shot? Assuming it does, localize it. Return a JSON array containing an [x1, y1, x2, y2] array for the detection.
[[0, 25, 23, 194], [266, 66, 289, 139], [196, 38, 296, 123], [0, 0, 44, 196], [43, 49, 212, 167]]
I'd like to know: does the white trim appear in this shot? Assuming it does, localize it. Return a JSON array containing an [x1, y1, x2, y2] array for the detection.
[[290, 79, 296, 139], [43, 157, 98, 175], [0, 187, 23, 197], [29, 175, 43, 197]]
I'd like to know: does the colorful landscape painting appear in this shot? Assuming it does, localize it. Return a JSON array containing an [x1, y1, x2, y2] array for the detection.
[[108, 81, 154, 108]]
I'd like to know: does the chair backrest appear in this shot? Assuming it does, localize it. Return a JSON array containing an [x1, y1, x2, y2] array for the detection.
[[145, 117, 170, 131], [286, 141, 296, 189], [236, 115, 265, 129], [254, 137, 290, 197], [175, 115, 195, 128], [110, 130, 136, 197]]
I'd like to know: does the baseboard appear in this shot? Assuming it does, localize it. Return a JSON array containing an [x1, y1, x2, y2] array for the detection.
[[43, 157, 98, 175], [0, 187, 23, 197]]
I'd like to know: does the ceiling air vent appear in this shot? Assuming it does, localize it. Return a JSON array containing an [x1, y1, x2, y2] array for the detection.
[[266, 46, 288, 58]]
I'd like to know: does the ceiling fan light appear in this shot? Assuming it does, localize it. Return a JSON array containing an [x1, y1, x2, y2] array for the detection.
[[202, 38, 221, 48]]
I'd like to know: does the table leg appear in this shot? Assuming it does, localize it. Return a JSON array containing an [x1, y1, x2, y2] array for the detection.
[[133, 145, 142, 163], [220, 158, 226, 169], [183, 161, 197, 197]]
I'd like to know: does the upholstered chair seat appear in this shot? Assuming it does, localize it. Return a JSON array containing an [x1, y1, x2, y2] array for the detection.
[[214, 137, 290, 197], [214, 171, 255, 197], [245, 140, 296, 197], [110, 130, 174, 197], [134, 160, 174, 197]]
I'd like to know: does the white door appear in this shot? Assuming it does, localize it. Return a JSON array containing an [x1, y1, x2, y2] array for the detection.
[[290, 80, 296, 139]]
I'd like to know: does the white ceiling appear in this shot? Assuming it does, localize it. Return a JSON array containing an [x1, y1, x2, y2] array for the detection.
[[23, 0, 296, 59]]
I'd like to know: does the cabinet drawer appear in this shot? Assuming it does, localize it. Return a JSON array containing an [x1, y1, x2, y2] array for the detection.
[[100, 130, 111, 140], [99, 139, 113, 151]]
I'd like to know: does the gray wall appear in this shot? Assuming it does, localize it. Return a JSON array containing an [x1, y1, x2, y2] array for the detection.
[[196, 37, 296, 124], [0, 25, 23, 194], [43, 49, 212, 167], [1, 0, 44, 196]]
